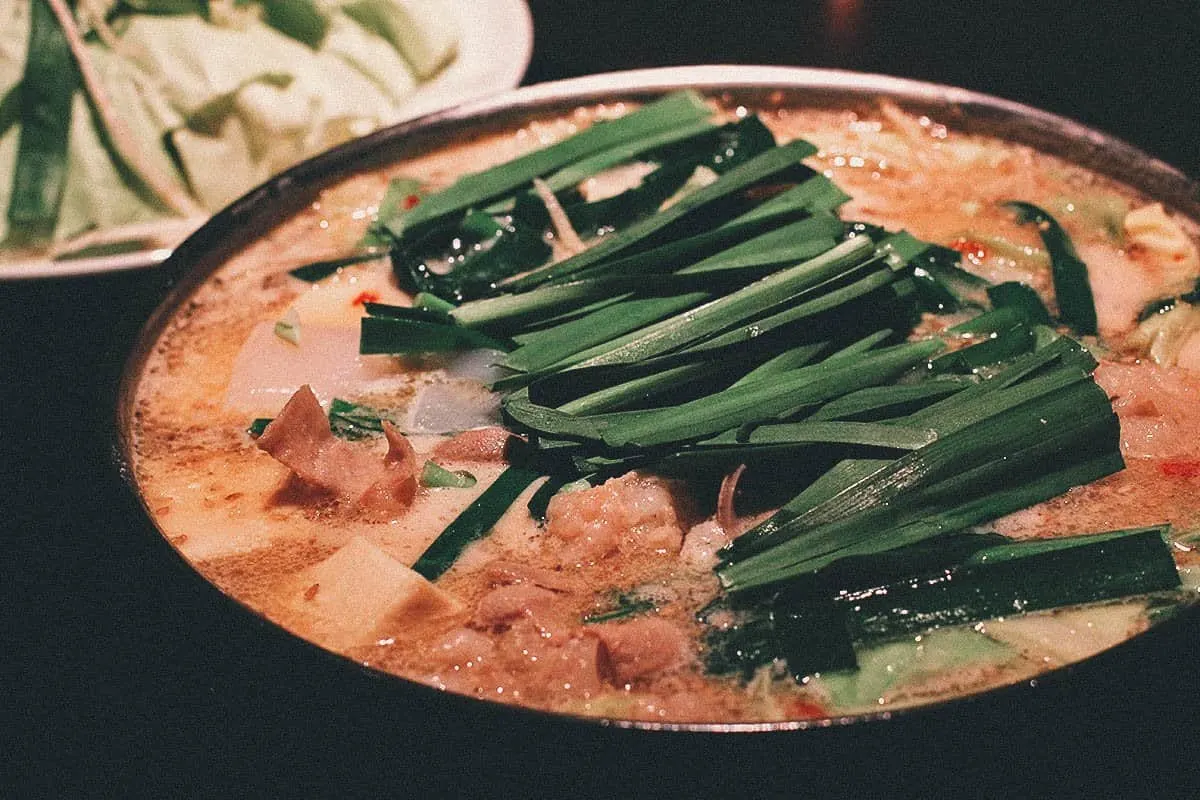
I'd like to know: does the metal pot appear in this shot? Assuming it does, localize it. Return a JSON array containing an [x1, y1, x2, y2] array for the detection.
[[113, 66, 1200, 794]]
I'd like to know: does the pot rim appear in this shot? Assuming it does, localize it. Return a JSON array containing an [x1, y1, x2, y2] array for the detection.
[[114, 64, 1200, 735]]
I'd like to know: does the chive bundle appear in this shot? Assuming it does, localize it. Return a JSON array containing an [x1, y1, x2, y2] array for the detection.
[[303, 94, 1177, 680]]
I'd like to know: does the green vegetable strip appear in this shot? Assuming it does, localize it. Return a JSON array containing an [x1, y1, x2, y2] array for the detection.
[[729, 176, 851, 226], [247, 418, 273, 437], [451, 269, 758, 331], [390, 91, 712, 236], [709, 524, 1176, 679], [819, 329, 896, 364], [327, 398, 392, 439], [845, 525, 1179, 640], [500, 292, 711, 375], [599, 339, 941, 448], [706, 420, 938, 450], [947, 306, 1027, 335], [837, 452, 1125, 572], [718, 387, 1119, 589], [807, 379, 973, 422], [0, 82, 20, 138], [502, 396, 617, 440], [525, 172, 845, 288], [930, 322, 1037, 373], [688, 267, 896, 355], [259, 0, 330, 47], [538, 118, 719, 194], [729, 340, 832, 388], [723, 444, 1123, 591], [289, 251, 387, 282], [723, 365, 1104, 562], [359, 315, 510, 354], [7, 0, 78, 245], [362, 301, 453, 324], [704, 597, 856, 680], [986, 281, 1054, 326], [501, 239, 884, 380], [411, 467, 542, 579], [569, 236, 876, 370], [674, 212, 844, 274], [452, 285, 638, 330], [502, 139, 819, 290], [1003, 201, 1098, 335], [557, 360, 720, 415], [420, 461, 477, 489], [966, 525, 1168, 566], [908, 365, 1091, 434]]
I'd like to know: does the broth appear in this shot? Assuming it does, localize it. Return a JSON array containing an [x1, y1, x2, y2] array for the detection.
[[130, 94, 1200, 723]]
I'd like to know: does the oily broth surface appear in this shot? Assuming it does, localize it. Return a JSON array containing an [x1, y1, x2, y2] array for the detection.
[[132, 98, 1199, 723]]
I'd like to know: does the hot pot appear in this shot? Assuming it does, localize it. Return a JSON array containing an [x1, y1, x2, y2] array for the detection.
[[113, 66, 1200, 796]]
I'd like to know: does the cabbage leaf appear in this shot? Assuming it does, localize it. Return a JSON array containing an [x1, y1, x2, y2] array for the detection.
[[0, 0, 458, 253]]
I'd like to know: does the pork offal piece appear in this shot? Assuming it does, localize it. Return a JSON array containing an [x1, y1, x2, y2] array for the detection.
[[430, 426, 518, 463], [257, 384, 418, 511], [592, 617, 691, 684], [1094, 361, 1200, 459], [545, 473, 685, 566]]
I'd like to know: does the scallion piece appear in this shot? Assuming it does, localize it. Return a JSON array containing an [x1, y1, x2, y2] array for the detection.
[[411, 467, 542, 579], [570, 236, 876, 370], [597, 339, 941, 448], [1002, 201, 1098, 335], [6, 0, 78, 246], [420, 461, 477, 489], [0, 82, 20, 138], [986, 281, 1054, 326], [389, 91, 713, 237], [359, 315, 510, 354], [247, 418, 273, 437], [845, 525, 1179, 640], [706, 525, 1179, 681], [537, 118, 719, 194], [361, 177, 425, 247], [502, 139, 819, 291]]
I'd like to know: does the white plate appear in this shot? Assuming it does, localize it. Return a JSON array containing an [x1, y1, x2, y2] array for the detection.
[[0, 0, 533, 282]]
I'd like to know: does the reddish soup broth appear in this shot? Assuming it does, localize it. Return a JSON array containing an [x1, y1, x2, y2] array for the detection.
[[130, 95, 1200, 724]]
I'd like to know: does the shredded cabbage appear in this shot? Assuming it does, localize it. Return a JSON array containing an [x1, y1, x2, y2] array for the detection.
[[0, 0, 458, 248]]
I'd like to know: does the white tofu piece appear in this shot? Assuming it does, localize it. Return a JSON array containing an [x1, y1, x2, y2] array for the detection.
[[283, 536, 463, 650]]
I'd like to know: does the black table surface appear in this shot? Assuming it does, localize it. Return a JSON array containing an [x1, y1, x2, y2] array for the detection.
[[6, 3, 1200, 796]]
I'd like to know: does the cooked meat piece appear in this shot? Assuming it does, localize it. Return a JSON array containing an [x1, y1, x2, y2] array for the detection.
[[431, 426, 519, 463], [257, 384, 417, 512], [546, 473, 684, 566], [591, 617, 690, 684]]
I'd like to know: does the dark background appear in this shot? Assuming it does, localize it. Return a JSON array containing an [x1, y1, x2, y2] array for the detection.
[[6, 2, 1200, 797]]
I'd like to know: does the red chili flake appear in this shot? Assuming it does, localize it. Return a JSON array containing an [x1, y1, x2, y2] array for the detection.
[[1160, 460, 1200, 478], [352, 290, 381, 306], [304, 583, 320, 601], [403, 194, 421, 210], [948, 237, 989, 265]]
